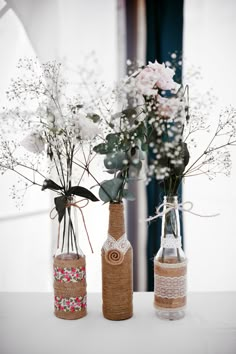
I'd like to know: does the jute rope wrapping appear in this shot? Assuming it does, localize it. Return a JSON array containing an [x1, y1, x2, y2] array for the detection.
[[154, 258, 187, 311], [53, 255, 87, 320], [102, 203, 133, 320]]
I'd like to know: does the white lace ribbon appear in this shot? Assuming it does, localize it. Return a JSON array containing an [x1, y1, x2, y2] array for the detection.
[[146, 200, 220, 222], [103, 234, 131, 255], [161, 235, 182, 248], [154, 274, 187, 299]]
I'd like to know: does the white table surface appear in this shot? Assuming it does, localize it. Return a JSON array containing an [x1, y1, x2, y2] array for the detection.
[[0, 292, 236, 354]]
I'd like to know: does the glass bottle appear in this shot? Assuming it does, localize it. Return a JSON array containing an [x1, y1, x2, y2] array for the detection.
[[154, 195, 187, 320]]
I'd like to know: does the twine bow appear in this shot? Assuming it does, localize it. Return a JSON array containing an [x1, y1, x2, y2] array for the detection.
[[146, 200, 220, 222], [50, 198, 93, 253]]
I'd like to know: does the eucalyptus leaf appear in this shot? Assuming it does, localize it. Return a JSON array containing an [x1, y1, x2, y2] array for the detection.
[[93, 143, 111, 154], [122, 189, 136, 201], [104, 151, 128, 170], [106, 133, 120, 145], [99, 178, 123, 203], [122, 108, 137, 119]]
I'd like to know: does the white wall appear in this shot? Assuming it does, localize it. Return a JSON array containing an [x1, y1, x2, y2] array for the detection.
[[183, 0, 236, 291]]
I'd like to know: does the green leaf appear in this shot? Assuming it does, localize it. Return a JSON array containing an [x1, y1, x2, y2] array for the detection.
[[104, 152, 128, 170], [99, 178, 123, 203], [93, 143, 111, 154], [87, 113, 100, 123], [106, 133, 120, 145], [41, 179, 63, 191], [67, 186, 99, 201], [122, 189, 136, 201], [122, 108, 137, 119]]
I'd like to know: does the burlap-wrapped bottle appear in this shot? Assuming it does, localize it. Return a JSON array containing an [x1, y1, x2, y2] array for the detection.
[[102, 202, 133, 320]]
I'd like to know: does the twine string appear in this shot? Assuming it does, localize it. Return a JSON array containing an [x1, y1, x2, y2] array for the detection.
[[50, 198, 93, 253], [146, 201, 220, 222]]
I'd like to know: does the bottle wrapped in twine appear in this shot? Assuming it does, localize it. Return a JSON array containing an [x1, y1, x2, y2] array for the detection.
[[102, 203, 133, 320], [53, 254, 87, 320]]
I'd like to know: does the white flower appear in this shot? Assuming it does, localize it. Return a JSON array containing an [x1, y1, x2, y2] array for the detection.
[[135, 60, 180, 96], [21, 132, 45, 154], [75, 113, 100, 140]]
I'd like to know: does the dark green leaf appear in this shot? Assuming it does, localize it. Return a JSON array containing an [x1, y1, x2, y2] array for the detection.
[[182, 142, 190, 167], [122, 108, 137, 118], [93, 143, 111, 154], [54, 196, 67, 223], [106, 133, 120, 145], [41, 179, 63, 191], [87, 113, 100, 123], [67, 186, 99, 201]]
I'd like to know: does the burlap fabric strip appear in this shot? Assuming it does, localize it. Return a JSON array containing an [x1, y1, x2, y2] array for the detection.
[[53, 255, 87, 320], [154, 258, 187, 311], [102, 203, 133, 321]]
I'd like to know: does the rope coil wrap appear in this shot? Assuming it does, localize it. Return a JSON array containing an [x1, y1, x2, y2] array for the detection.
[[154, 258, 187, 310], [102, 203, 133, 320], [53, 255, 87, 320]]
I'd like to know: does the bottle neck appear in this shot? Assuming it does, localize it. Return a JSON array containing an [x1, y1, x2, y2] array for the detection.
[[161, 195, 181, 240], [108, 202, 125, 240]]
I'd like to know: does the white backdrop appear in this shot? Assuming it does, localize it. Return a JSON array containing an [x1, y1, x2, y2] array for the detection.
[[183, 0, 236, 291]]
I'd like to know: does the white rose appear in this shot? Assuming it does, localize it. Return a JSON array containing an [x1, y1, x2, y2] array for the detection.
[[21, 132, 45, 154], [135, 60, 180, 96], [75, 113, 100, 140]]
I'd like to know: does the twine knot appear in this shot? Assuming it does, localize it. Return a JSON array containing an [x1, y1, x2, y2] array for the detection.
[[146, 200, 220, 223]]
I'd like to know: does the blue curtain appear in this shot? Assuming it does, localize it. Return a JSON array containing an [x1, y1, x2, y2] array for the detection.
[[145, 0, 184, 291]]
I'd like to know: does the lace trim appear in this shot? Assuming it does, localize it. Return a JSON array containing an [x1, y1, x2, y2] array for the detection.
[[54, 295, 87, 312], [161, 236, 182, 248], [154, 274, 187, 299], [103, 234, 131, 265], [103, 234, 131, 255]]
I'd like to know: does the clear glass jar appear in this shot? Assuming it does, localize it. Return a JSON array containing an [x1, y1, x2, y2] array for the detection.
[[154, 195, 187, 320]]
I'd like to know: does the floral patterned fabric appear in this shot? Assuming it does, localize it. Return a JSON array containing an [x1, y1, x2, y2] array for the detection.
[[54, 266, 86, 283], [54, 295, 87, 312]]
